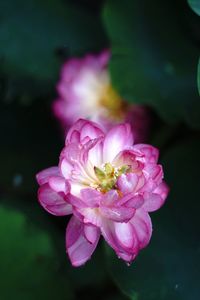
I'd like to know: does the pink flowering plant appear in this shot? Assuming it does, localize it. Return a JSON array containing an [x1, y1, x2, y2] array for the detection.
[[53, 51, 149, 143], [36, 119, 168, 267]]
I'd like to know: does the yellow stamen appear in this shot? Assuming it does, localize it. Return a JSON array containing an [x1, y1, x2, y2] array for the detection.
[[100, 84, 127, 120], [94, 163, 131, 193]]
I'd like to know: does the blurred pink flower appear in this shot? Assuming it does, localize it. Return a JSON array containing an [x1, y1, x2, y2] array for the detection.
[[53, 51, 149, 143], [36, 119, 168, 267]]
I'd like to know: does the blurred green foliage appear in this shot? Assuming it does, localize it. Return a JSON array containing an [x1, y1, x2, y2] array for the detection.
[[1, 0, 200, 299], [0, 0, 107, 80], [0, 0, 107, 96], [188, 0, 200, 16], [188, 0, 200, 96], [0, 205, 74, 300], [103, 0, 200, 128]]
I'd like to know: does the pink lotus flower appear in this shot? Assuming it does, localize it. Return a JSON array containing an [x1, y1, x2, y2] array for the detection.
[[36, 119, 168, 267], [53, 51, 149, 143]]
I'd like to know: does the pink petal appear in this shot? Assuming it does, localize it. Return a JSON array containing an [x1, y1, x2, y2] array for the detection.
[[142, 192, 165, 212], [140, 178, 157, 193], [116, 192, 143, 208], [81, 188, 102, 207], [48, 176, 70, 193], [84, 224, 99, 244], [113, 149, 144, 172], [60, 58, 82, 82], [72, 207, 84, 222], [123, 195, 144, 209], [142, 182, 169, 212], [80, 122, 104, 142], [38, 183, 72, 216], [80, 137, 102, 165], [154, 181, 169, 201], [100, 206, 135, 222], [68, 188, 102, 208], [66, 216, 82, 248], [98, 49, 110, 66], [59, 158, 73, 179], [66, 119, 88, 143], [66, 216, 100, 267], [130, 208, 152, 249], [61, 143, 80, 165], [66, 119, 104, 144], [68, 130, 80, 143], [142, 164, 163, 186], [82, 208, 103, 227], [132, 144, 159, 163], [114, 222, 137, 249], [117, 173, 139, 194], [68, 194, 88, 209], [101, 220, 138, 259], [61, 137, 101, 175], [150, 164, 163, 183], [82, 51, 109, 70], [100, 190, 119, 206], [87, 138, 103, 167], [103, 123, 134, 162], [36, 167, 60, 185], [70, 182, 84, 197]]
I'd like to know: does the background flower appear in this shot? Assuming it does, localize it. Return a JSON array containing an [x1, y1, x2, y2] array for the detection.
[[53, 51, 150, 143]]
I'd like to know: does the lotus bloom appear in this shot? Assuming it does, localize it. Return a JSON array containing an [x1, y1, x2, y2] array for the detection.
[[53, 51, 149, 143], [36, 119, 168, 266]]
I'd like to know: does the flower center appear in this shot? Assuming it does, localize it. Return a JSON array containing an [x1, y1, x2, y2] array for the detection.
[[100, 84, 127, 120], [94, 162, 131, 193]]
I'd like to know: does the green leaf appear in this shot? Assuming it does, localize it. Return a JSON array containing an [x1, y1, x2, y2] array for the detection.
[[105, 137, 200, 299], [188, 0, 200, 15], [102, 0, 200, 128], [0, 0, 107, 82], [187, 1, 200, 97], [0, 204, 74, 300]]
